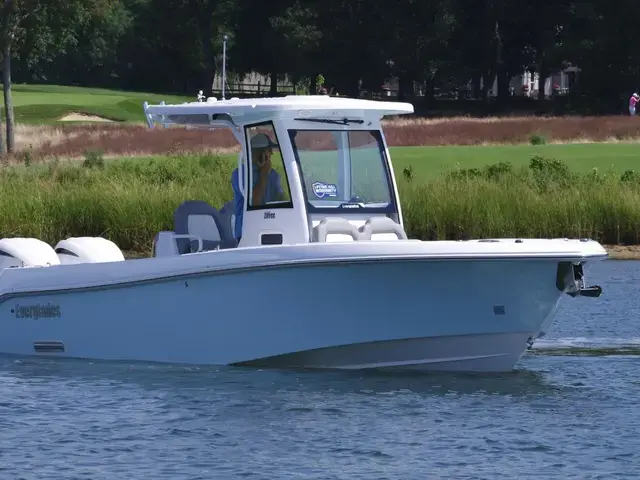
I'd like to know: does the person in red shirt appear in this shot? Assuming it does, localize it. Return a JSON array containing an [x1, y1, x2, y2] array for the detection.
[[630, 93, 639, 115]]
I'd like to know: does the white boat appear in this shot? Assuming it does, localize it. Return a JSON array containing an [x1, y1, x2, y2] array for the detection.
[[0, 94, 607, 372]]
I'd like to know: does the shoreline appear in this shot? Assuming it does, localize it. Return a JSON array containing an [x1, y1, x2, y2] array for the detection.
[[603, 245, 640, 260], [121, 245, 640, 261], [8, 114, 640, 162]]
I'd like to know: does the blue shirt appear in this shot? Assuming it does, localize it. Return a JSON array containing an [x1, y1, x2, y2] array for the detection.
[[231, 165, 284, 239]]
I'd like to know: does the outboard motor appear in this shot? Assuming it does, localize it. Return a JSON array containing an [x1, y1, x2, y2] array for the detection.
[[556, 261, 602, 298], [54, 237, 125, 265], [0, 238, 60, 270]]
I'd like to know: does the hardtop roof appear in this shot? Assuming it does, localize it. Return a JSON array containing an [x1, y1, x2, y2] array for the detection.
[[143, 95, 414, 129]]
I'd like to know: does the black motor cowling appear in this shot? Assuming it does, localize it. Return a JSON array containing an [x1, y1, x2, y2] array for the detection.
[[556, 261, 602, 298]]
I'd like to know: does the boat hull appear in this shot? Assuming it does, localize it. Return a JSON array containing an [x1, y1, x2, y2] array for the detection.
[[236, 332, 533, 372], [0, 255, 571, 372]]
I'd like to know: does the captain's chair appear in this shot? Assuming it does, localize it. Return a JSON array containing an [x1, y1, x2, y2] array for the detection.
[[173, 200, 237, 253], [219, 200, 237, 240]]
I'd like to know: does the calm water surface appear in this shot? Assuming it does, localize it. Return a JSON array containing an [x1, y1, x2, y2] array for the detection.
[[0, 260, 638, 479]]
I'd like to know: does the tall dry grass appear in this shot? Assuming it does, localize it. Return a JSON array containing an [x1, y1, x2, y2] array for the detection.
[[8, 115, 640, 163], [12, 124, 237, 163], [2, 152, 640, 253]]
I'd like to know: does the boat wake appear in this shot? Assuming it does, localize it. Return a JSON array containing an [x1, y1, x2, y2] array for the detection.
[[530, 337, 640, 356]]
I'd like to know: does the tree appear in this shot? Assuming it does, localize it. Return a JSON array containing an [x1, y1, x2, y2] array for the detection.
[[0, 0, 106, 153], [43, 0, 132, 87], [230, 0, 321, 95], [312, 0, 391, 97], [0, 0, 27, 153], [384, 0, 456, 101]]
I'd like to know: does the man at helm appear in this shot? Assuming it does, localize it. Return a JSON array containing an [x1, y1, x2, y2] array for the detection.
[[230, 132, 285, 240]]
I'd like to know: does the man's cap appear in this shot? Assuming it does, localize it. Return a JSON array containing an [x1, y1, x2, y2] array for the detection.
[[250, 133, 278, 149]]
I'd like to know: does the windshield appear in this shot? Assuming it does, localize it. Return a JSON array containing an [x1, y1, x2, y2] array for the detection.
[[287, 129, 395, 212]]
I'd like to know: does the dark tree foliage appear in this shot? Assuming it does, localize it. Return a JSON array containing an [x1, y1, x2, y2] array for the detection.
[[2, 0, 639, 114]]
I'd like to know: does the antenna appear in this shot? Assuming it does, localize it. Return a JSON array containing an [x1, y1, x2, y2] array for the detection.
[[222, 34, 228, 100]]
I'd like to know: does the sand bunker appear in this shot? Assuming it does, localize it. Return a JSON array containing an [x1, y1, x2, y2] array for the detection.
[[59, 112, 114, 122]]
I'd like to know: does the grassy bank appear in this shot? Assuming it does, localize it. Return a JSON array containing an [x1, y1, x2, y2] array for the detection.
[[394, 142, 640, 178], [10, 128, 640, 178], [5, 84, 190, 124], [2, 151, 640, 253], [5, 84, 640, 161], [7, 115, 640, 162]]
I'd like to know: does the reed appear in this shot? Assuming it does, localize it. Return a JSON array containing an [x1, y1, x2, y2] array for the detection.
[[401, 160, 640, 244], [0, 153, 236, 252], [2, 152, 640, 253]]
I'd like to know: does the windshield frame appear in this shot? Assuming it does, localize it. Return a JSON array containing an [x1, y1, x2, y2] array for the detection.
[[287, 128, 398, 215]]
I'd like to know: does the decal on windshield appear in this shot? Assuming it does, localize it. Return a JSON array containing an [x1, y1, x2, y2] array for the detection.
[[312, 181, 338, 199]]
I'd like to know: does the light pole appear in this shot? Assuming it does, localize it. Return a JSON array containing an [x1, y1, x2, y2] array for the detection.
[[222, 34, 228, 100]]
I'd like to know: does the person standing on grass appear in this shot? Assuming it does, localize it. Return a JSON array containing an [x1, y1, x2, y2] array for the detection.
[[630, 93, 639, 115]]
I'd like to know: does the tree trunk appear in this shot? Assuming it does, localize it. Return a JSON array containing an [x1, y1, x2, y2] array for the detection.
[[0, 101, 4, 156], [347, 75, 361, 98], [497, 70, 511, 103], [201, 35, 214, 94], [269, 72, 278, 96], [397, 74, 414, 102], [494, 16, 509, 104], [473, 74, 482, 99], [537, 51, 549, 111], [1, 8, 13, 153], [0, 62, 4, 156], [2, 45, 14, 153]]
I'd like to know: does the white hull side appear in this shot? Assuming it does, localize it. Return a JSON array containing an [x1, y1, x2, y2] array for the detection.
[[0, 257, 568, 372]]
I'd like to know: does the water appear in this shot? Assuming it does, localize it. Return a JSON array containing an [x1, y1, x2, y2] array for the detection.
[[0, 260, 638, 479]]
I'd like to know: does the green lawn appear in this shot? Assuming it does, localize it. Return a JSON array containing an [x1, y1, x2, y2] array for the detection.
[[5, 84, 640, 177], [390, 143, 640, 178], [199, 143, 640, 179], [3, 84, 191, 124]]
